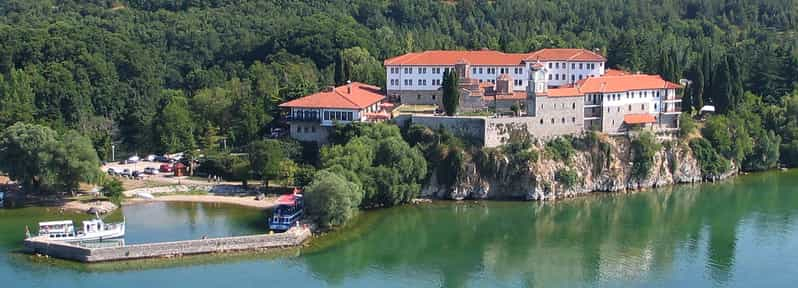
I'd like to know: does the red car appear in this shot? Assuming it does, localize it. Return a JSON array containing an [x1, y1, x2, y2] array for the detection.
[[159, 164, 174, 173]]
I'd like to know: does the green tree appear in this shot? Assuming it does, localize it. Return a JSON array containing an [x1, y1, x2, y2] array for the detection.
[[442, 70, 460, 116], [0, 123, 60, 194], [340, 47, 385, 87], [304, 170, 363, 228], [248, 140, 286, 185], [0, 69, 35, 128], [49, 130, 102, 195], [154, 90, 195, 153], [0, 123, 100, 195]]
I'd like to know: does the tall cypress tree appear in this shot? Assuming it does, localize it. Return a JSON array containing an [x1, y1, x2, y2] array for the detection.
[[711, 57, 733, 114], [441, 70, 459, 116], [334, 51, 345, 85], [692, 64, 705, 111], [727, 55, 744, 110]]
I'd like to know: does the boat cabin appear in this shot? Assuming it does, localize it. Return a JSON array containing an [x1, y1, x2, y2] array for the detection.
[[269, 191, 304, 232], [38, 220, 77, 239]]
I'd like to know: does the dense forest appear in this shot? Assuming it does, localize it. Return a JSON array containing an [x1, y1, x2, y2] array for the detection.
[[0, 0, 796, 155], [1, 1, 798, 218]]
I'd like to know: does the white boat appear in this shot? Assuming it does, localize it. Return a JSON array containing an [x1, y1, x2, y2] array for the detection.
[[37, 217, 125, 242]]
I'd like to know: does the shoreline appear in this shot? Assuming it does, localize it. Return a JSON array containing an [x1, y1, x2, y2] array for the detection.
[[123, 194, 277, 209]]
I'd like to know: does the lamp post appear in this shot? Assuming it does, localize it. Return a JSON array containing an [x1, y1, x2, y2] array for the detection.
[[111, 144, 116, 162]]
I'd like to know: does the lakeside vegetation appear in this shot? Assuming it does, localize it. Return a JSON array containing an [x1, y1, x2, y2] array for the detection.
[[0, 1, 797, 226]]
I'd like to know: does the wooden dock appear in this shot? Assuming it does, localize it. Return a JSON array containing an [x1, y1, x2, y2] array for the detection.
[[23, 227, 311, 263]]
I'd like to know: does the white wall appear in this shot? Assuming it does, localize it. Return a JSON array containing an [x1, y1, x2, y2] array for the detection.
[[540, 61, 604, 86]]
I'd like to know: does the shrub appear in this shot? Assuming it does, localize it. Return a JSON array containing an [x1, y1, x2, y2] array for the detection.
[[545, 137, 575, 163], [101, 177, 124, 205], [679, 113, 696, 139], [630, 132, 661, 181], [555, 169, 580, 190], [689, 138, 731, 177]]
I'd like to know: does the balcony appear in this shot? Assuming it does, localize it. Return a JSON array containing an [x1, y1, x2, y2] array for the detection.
[[286, 115, 321, 122]]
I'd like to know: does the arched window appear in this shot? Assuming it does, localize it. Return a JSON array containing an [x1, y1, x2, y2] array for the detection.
[[540, 119, 544, 124], [572, 103, 576, 109], [561, 117, 565, 123], [572, 117, 576, 123]]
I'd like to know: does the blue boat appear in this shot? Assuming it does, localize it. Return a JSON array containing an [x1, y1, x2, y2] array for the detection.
[[269, 190, 304, 232]]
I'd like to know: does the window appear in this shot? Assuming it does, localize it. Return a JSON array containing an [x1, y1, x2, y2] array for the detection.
[[551, 118, 555, 124], [311, 126, 316, 133], [572, 103, 576, 109], [628, 105, 632, 111], [571, 75, 575, 82], [561, 74, 566, 80], [579, 75, 583, 80], [654, 103, 658, 110], [404, 68, 412, 74], [579, 63, 583, 69], [548, 63, 553, 69], [324, 111, 330, 120], [417, 95, 421, 100], [479, 68, 484, 74], [555, 63, 560, 69], [549, 74, 553, 80], [304, 127, 309, 133], [561, 117, 565, 123], [540, 119, 544, 124], [641, 104, 645, 110], [432, 95, 436, 100], [296, 126, 301, 133], [555, 74, 559, 80], [472, 68, 477, 74], [572, 63, 575, 69], [572, 117, 576, 123], [418, 67, 423, 74]]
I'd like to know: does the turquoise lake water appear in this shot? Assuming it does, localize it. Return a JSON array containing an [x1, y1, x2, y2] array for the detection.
[[1, 170, 798, 287]]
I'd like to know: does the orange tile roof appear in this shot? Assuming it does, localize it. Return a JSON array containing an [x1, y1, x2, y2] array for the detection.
[[604, 68, 628, 76], [279, 82, 384, 109], [546, 87, 582, 97], [576, 74, 683, 94], [481, 91, 527, 101], [525, 48, 606, 62], [383, 48, 604, 66], [624, 113, 657, 124]]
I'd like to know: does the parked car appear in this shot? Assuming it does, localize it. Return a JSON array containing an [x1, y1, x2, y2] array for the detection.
[[107, 167, 120, 175], [159, 164, 174, 173], [155, 155, 170, 163], [145, 154, 157, 162], [131, 170, 144, 179], [119, 169, 131, 177], [127, 155, 140, 164], [143, 167, 158, 175]]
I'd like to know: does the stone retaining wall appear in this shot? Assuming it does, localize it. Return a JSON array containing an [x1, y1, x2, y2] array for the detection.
[[24, 228, 311, 263]]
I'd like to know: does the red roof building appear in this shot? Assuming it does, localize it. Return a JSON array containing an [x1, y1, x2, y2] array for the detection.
[[279, 82, 393, 143]]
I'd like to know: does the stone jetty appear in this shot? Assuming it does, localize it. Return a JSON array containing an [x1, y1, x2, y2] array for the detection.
[[23, 227, 311, 263]]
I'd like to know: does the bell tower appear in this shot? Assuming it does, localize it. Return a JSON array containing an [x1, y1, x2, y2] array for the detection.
[[526, 62, 547, 117]]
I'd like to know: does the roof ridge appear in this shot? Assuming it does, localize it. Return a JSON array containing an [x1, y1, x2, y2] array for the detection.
[[334, 86, 362, 107]]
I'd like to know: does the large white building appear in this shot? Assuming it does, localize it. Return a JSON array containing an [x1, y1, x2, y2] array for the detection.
[[383, 48, 606, 105]]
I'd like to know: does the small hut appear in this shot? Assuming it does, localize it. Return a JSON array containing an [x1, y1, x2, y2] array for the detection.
[[174, 162, 187, 177]]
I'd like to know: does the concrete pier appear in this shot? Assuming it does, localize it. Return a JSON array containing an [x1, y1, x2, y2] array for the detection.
[[24, 227, 311, 263]]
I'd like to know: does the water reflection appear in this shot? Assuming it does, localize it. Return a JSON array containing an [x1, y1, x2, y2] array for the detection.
[[303, 171, 798, 287]]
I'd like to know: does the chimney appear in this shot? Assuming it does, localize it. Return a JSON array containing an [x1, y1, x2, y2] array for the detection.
[[347, 80, 352, 94]]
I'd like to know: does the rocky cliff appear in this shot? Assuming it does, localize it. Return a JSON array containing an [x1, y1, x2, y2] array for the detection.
[[422, 134, 735, 201]]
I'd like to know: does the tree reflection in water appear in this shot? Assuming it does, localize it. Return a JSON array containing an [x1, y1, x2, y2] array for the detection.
[[302, 170, 798, 287]]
